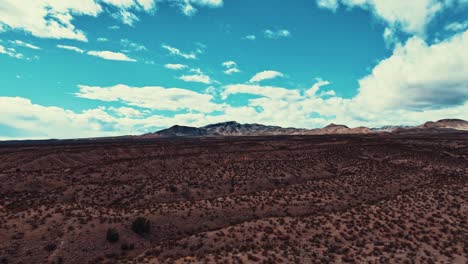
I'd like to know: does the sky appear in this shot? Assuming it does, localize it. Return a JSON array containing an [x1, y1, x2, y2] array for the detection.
[[0, 0, 467, 139]]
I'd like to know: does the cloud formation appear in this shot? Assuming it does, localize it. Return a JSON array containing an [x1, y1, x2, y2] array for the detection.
[[165, 63, 188, 70], [264, 29, 291, 39], [57, 45, 85, 53], [222, 61, 241, 75], [162, 44, 197, 59], [316, 0, 458, 35], [87, 50, 137, 62], [75, 84, 220, 113], [0, 0, 224, 41], [249, 70, 284, 83]]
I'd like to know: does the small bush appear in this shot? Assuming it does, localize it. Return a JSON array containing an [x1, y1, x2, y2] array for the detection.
[[106, 228, 120, 243], [131, 217, 150, 236], [44, 243, 57, 252]]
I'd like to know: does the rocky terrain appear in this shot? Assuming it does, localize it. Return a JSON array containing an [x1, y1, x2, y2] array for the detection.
[[0, 132, 467, 263], [144, 119, 468, 138]]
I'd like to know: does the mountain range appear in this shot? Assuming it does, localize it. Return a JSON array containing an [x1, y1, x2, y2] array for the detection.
[[143, 119, 468, 138]]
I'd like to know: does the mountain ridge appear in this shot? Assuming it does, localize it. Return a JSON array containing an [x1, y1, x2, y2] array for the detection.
[[144, 119, 468, 138]]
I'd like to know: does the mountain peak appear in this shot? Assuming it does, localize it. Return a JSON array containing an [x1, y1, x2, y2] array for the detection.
[[325, 123, 349, 129], [203, 121, 240, 129]]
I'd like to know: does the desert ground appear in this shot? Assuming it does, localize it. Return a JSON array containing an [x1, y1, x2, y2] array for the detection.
[[0, 133, 467, 263]]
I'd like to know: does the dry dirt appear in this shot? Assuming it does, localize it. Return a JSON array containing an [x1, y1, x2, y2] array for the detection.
[[0, 134, 467, 263]]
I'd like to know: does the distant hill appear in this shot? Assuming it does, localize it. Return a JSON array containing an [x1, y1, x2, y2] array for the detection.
[[144, 125, 208, 138], [420, 119, 468, 131], [142, 119, 468, 138]]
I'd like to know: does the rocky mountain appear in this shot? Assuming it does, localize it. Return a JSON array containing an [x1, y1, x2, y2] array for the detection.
[[420, 119, 468, 131], [202, 121, 306, 136], [144, 119, 468, 137], [372, 126, 413, 133], [145, 125, 208, 138], [304, 124, 374, 135]]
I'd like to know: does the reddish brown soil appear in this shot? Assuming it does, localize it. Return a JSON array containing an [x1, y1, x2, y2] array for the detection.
[[0, 134, 467, 264]]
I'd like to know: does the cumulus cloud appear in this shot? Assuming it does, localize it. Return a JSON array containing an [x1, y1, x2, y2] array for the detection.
[[0, 0, 102, 41], [0, 97, 126, 139], [108, 106, 145, 118], [86, 50, 136, 62], [354, 30, 468, 111], [249, 70, 284, 83], [264, 29, 291, 39], [305, 79, 331, 97], [0, 0, 223, 41], [75, 84, 220, 113], [316, 0, 452, 36]]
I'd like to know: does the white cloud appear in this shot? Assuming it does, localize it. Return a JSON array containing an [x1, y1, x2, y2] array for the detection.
[[9, 40, 41, 50], [97, 37, 109, 42], [179, 73, 211, 84], [108, 106, 144, 118], [101, 0, 139, 9], [87, 50, 136, 62], [249, 70, 284, 83], [354, 30, 468, 111], [111, 9, 140, 26], [162, 44, 197, 59], [120, 38, 147, 51], [305, 79, 331, 97], [244, 35, 256, 40], [0, 97, 127, 139], [0, 44, 24, 59], [75, 84, 220, 113], [174, 0, 224, 16], [316, 0, 451, 36], [57, 45, 85, 53], [0, 0, 221, 42], [222, 61, 241, 75], [224, 68, 241, 75], [383, 27, 398, 47], [0, 0, 102, 41], [317, 0, 339, 11], [223, 84, 300, 100], [220, 29, 468, 128], [165, 63, 188, 70], [222, 61, 236, 68], [264, 29, 291, 39], [445, 21, 468, 32]]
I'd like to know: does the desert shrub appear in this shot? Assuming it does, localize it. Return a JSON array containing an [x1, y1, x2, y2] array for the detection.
[[44, 243, 57, 252], [106, 228, 120, 243], [132, 217, 151, 236]]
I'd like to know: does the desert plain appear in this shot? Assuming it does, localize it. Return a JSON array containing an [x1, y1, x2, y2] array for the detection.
[[0, 133, 467, 263]]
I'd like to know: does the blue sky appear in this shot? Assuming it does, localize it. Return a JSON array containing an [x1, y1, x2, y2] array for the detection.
[[0, 0, 467, 139]]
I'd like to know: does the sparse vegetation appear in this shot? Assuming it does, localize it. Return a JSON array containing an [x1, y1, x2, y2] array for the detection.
[[132, 217, 151, 236], [106, 228, 120, 243], [0, 134, 466, 263]]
